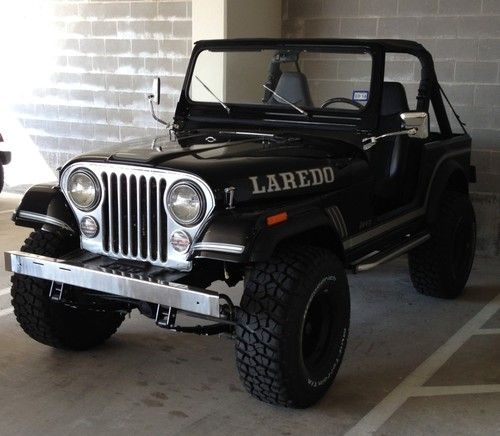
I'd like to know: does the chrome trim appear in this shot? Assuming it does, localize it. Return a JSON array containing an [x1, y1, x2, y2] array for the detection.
[[17, 211, 74, 232], [60, 162, 216, 270], [354, 233, 430, 272], [224, 186, 236, 210], [343, 148, 469, 250], [193, 242, 245, 254], [5, 250, 221, 318]]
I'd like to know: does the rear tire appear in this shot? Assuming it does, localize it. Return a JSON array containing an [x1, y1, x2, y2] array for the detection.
[[11, 230, 126, 350], [235, 245, 350, 408], [408, 191, 476, 299]]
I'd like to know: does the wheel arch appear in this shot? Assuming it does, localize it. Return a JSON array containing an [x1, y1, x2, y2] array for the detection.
[[248, 209, 345, 263], [194, 207, 345, 264], [426, 159, 470, 224], [13, 184, 78, 234]]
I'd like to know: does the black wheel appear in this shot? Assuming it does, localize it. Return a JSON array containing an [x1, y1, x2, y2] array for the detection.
[[235, 245, 350, 408], [0, 164, 4, 193], [408, 191, 476, 299], [11, 229, 126, 350]]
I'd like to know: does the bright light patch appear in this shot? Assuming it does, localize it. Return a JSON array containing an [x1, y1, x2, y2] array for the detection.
[[0, 1, 58, 189]]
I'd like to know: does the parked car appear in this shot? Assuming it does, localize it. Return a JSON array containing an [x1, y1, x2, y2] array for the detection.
[[5, 39, 476, 408], [0, 133, 12, 193]]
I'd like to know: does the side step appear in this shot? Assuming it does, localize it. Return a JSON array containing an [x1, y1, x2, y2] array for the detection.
[[350, 233, 430, 273]]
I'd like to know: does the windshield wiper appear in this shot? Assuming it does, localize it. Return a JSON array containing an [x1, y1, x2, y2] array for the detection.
[[219, 131, 276, 138], [262, 84, 308, 116], [194, 75, 230, 115], [218, 130, 300, 144]]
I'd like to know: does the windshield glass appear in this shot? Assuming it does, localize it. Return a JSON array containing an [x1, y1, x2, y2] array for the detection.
[[189, 47, 373, 112]]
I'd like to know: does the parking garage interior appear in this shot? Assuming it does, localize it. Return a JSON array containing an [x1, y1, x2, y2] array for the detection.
[[0, 1, 499, 435]]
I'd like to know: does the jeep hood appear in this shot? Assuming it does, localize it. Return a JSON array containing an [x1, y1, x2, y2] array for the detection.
[[66, 134, 369, 204]]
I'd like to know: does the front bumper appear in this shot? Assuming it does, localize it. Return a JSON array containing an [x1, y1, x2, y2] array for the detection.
[[4, 250, 223, 319]]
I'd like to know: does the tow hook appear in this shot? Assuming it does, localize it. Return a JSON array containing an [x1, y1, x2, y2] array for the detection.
[[49, 281, 65, 301]]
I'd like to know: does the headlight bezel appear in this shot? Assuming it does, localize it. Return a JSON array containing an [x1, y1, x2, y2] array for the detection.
[[166, 181, 206, 227], [66, 168, 101, 212]]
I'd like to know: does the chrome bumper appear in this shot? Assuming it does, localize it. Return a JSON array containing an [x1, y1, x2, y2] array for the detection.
[[4, 250, 222, 318]]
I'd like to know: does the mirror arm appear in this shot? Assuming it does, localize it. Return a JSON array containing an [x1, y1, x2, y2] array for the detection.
[[362, 128, 417, 151], [148, 96, 170, 128]]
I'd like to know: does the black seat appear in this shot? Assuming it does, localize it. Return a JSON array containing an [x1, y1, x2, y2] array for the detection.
[[266, 71, 313, 107], [381, 82, 409, 116], [371, 82, 410, 206]]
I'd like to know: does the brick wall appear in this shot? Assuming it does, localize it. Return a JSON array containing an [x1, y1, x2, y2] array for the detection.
[[283, 0, 500, 194], [1, 0, 192, 171]]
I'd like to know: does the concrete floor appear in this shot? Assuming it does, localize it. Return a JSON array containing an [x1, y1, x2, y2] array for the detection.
[[0, 192, 499, 436]]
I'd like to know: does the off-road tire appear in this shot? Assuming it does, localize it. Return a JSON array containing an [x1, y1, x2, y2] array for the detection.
[[235, 246, 350, 408], [11, 230, 125, 350], [408, 191, 476, 299], [0, 164, 4, 193]]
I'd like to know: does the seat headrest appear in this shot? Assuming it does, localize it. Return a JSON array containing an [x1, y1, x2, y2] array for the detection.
[[381, 82, 409, 116], [267, 71, 313, 107]]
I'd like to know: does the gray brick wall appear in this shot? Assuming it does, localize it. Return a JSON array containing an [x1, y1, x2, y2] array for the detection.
[[283, 0, 500, 195], [6, 0, 191, 170]]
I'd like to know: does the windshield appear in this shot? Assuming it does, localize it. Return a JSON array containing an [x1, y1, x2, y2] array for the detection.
[[189, 47, 373, 112]]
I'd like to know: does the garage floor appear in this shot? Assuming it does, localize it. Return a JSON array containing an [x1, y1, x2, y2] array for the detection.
[[0, 193, 499, 436]]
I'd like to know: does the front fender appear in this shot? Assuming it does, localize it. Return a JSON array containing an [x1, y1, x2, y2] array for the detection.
[[193, 206, 343, 263], [426, 159, 470, 224], [13, 184, 78, 233]]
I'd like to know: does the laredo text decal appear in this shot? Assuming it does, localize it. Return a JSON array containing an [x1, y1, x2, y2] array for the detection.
[[249, 166, 335, 194]]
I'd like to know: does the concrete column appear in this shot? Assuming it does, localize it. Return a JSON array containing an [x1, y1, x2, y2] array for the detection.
[[192, 0, 281, 99], [192, 0, 281, 41]]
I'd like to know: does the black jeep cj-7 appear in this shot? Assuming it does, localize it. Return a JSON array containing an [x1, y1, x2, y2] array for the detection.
[[5, 39, 476, 408]]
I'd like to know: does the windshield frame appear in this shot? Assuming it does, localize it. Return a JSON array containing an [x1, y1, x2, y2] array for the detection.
[[176, 39, 385, 133]]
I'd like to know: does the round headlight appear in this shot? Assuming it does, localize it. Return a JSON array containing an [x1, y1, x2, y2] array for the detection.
[[166, 182, 205, 226], [67, 170, 100, 211]]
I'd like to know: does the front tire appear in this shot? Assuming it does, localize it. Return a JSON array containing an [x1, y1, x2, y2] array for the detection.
[[408, 191, 476, 299], [11, 230, 126, 350], [235, 246, 350, 408]]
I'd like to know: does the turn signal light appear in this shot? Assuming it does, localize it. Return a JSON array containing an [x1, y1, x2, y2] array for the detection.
[[266, 212, 288, 227]]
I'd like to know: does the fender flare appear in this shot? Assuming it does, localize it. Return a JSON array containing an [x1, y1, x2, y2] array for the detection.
[[426, 159, 469, 224], [194, 207, 344, 263], [13, 184, 78, 234]]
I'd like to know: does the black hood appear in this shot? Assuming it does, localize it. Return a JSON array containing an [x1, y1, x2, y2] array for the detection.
[[65, 134, 369, 204]]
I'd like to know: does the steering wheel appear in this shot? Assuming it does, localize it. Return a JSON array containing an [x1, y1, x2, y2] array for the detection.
[[321, 97, 364, 110]]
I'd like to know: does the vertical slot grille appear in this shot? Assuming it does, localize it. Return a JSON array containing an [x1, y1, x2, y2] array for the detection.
[[101, 171, 168, 264]]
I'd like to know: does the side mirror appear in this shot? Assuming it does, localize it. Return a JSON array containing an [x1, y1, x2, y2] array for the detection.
[[400, 111, 428, 139], [146, 77, 169, 129], [149, 77, 161, 105], [363, 111, 429, 150]]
